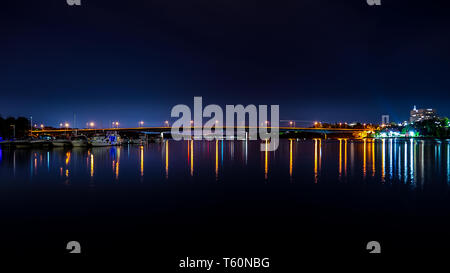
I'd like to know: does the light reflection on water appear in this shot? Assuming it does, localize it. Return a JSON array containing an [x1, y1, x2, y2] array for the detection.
[[0, 139, 449, 187]]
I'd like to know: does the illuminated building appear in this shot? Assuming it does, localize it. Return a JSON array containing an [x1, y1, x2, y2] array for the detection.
[[410, 105, 437, 123], [381, 115, 390, 125]]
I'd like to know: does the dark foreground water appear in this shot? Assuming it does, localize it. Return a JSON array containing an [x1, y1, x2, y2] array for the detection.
[[1, 139, 450, 265]]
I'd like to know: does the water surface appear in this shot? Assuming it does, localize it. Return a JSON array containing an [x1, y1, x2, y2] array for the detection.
[[1, 139, 450, 260]]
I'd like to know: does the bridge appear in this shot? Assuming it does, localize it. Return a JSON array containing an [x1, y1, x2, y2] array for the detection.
[[32, 126, 372, 138]]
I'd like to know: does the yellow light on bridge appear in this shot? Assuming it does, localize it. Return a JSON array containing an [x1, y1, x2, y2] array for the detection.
[[64, 123, 69, 128]]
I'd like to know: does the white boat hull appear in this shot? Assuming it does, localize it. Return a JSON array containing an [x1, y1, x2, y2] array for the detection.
[[90, 143, 114, 147], [71, 140, 88, 147], [15, 141, 31, 148], [52, 141, 71, 147]]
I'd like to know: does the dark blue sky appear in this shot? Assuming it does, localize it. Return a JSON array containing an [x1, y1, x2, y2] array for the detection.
[[1, 0, 449, 127]]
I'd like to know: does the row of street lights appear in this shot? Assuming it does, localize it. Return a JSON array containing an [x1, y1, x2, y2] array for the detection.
[[39, 120, 338, 130]]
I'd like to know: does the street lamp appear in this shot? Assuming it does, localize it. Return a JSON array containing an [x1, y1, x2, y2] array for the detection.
[[64, 122, 69, 135], [40, 124, 44, 129], [164, 120, 169, 127], [10, 124, 15, 139], [139, 121, 144, 127]]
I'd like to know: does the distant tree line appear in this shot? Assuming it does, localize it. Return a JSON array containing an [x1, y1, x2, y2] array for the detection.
[[385, 117, 450, 138], [314, 122, 373, 129], [404, 117, 450, 138], [0, 116, 30, 139]]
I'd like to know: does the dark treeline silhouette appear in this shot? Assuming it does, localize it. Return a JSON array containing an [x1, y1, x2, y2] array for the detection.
[[0, 116, 30, 139]]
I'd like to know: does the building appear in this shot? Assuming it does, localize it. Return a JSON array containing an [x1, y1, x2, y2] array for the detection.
[[410, 105, 437, 123], [381, 115, 390, 125]]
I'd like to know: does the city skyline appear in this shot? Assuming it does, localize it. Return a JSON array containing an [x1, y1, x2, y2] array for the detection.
[[4, 104, 442, 130]]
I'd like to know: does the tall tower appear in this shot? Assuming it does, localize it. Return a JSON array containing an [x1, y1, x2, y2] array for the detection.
[[381, 115, 389, 125]]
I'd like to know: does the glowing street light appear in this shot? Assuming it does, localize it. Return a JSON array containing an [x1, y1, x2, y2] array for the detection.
[[40, 124, 44, 129], [164, 120, 169, 127], [139, 121, 144, 127], [64, 123, 69, 128]]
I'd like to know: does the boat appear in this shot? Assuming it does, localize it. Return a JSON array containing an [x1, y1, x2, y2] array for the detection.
[[30, 135, 52, 147], [14, 139, 32, 148], [52, 138, 72, 147], [127, 136, 146, 145], [89, 133, 120, 147], [71, 135, 88, 147], [128, 138, 142, 145], [0, 140, 14, 148], [30, 139, 52, 147], [0, 139, 33, 148]]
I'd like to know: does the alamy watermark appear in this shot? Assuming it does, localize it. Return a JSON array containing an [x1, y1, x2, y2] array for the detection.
[[170, 97, 279, 151], [67, 0, 81, 6], [366, 0, 381, 6]]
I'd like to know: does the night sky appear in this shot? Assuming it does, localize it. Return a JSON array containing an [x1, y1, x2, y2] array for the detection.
[[1, 0, 449, 127]]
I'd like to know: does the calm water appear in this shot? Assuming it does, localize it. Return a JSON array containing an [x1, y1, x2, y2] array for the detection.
[[1, 139, 450, 261], [1, 138, 449, 186]]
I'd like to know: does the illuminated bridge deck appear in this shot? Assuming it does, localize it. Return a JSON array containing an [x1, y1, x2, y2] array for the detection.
[[33, 127, 371, 135]]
